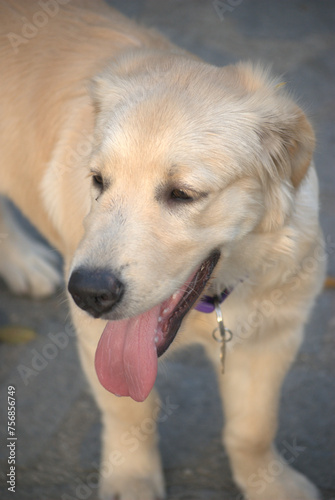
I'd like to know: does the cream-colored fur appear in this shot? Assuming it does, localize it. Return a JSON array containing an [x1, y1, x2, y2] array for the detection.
[[0, 1, 326, 499]]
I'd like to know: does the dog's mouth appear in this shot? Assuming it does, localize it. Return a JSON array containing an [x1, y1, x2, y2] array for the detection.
[[94, 250, 220, 402]]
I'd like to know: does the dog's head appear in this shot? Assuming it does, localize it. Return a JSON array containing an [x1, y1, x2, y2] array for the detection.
[[68, 55, 314, 401]]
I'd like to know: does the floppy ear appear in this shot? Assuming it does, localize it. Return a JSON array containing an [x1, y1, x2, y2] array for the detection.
[[89, 73, 125, 113], [88, 70, 131, 144], [259, 103, 315, 189], [231, 63, 315, 189], [230, 63, 316, 233]]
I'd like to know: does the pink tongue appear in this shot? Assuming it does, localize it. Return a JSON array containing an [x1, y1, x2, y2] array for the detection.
[[94, 305, 161, 402]]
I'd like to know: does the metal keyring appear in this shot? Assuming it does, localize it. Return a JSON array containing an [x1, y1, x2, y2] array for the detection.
[[212, 298, 233, 343], [212, 326, 233, 343]]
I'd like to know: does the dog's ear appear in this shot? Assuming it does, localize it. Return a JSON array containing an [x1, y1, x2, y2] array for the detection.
[[89, 73, 124, 114], [226, 63, 316, 233], [232, 63, 315, 189], [258, 102, 315, 189]]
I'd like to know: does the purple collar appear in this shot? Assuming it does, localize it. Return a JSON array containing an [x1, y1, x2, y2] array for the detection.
[[195, 288, 231, 313]]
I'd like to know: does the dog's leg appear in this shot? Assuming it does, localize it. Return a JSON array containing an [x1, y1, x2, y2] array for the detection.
[[0, 196, 62, 297], [70, 305, 165, 500], [186, 302, 320, 500], [209, 321, 320, 500]]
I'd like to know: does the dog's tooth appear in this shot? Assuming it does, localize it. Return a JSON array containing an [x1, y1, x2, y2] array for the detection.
[[172, 292, 178, 300], [163, 308, 169, 315], [158, 316, 162, 323], [154, 335, 159, 344]]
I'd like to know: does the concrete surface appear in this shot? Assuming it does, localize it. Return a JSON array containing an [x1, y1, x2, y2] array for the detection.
[[0, 1, 334, 499]]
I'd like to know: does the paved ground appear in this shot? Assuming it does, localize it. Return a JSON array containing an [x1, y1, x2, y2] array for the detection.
[[0, 1, 334, 499]]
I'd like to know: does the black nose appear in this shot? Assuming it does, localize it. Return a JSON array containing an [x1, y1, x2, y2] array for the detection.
[[68, 268, 125, 318]]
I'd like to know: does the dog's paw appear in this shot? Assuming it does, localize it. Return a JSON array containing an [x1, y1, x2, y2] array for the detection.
[[99, 474, 165, 500], [98, 447, 165, 500], [0, 228, 62, 298], [244, 464, 320, 500]]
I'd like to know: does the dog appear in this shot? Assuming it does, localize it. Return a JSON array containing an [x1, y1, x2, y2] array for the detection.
[[0, 1, 326, 499]]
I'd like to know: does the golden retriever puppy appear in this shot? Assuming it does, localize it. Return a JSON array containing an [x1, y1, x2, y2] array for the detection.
[[0, 1, 325, 499]]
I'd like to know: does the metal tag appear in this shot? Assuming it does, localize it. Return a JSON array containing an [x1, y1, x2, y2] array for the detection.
[[212, 297, 233, 373]]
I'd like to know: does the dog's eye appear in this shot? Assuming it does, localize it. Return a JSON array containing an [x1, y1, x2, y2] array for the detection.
[[170, 189, 193, 202], [92, 174, 103, 189]]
